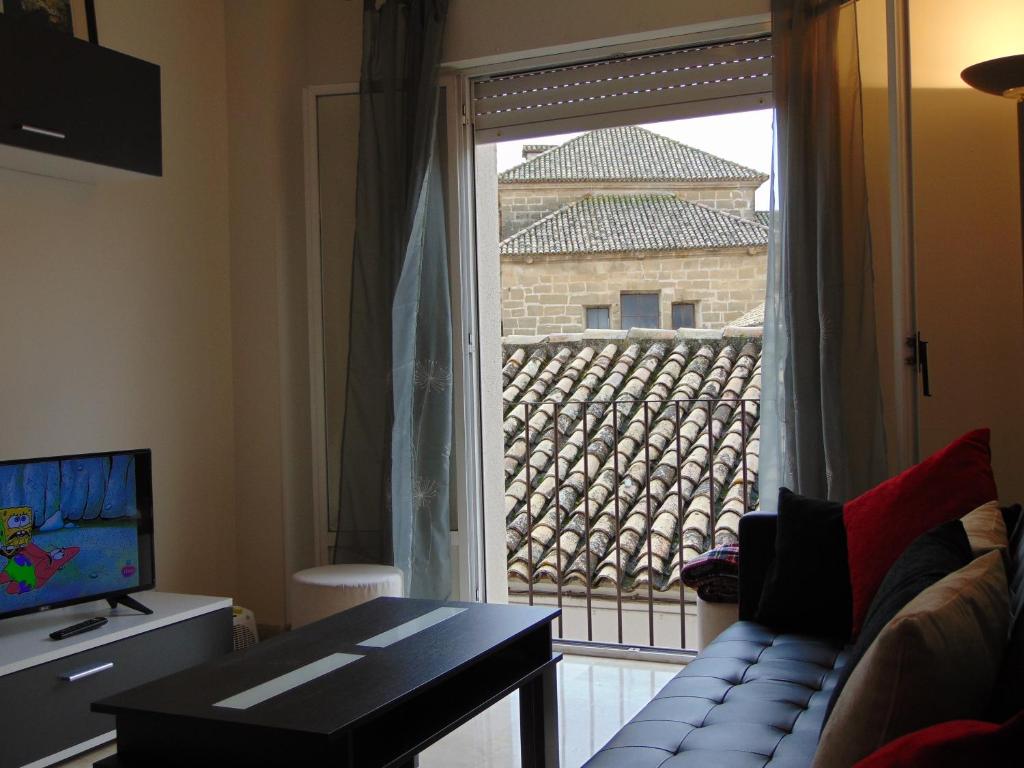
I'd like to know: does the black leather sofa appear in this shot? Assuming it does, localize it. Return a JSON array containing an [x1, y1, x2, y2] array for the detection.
[[583, 511, 850, 768]]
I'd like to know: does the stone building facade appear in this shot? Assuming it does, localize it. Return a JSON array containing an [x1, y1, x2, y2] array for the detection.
[[499, 126, 769, 335], [501, 249, 767, 336]]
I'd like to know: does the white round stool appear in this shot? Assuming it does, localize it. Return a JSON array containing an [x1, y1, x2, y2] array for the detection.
[[288, 564, 404, 629]]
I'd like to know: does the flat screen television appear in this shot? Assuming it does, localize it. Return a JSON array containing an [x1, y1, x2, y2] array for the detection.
[[0, 448, 155, 621]]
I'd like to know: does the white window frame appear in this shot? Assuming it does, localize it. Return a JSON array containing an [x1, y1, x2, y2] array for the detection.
[[443, 18, 773, 607], [303, 83, 361, 569], [304, 81, 487, 602]]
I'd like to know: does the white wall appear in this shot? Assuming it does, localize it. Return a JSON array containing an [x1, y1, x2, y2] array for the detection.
[[0, 0, 236, 598], [444, 0, 770, 66]]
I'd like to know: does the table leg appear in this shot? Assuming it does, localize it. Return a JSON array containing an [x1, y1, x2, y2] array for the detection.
[[519, 664, 559, 768]]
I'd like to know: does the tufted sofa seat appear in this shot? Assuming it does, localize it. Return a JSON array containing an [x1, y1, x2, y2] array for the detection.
[[584, 622, 849, 768], [583, 512, 850, 768]]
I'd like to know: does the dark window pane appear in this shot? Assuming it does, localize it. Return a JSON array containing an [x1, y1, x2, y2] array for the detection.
[[672, 302, 696, 329], [621, 293, 659, 329], [586, 306, 610, 329]]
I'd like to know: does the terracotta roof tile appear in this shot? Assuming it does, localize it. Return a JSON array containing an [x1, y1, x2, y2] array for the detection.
[[503, 333, 762, 595]]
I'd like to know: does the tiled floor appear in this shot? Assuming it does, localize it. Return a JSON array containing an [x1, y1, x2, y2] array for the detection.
[[56, 654, 680, 768]]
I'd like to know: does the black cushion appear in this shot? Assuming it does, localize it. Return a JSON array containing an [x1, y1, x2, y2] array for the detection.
[[582, 622, 848, 768], [993, 504, 1024, 719], [755, 488, 852, 642], [1006, 504, 1024, 610], [822, 519, 972, 724], [1002, 503, 1022, 547], [738, 512, 779, 621]]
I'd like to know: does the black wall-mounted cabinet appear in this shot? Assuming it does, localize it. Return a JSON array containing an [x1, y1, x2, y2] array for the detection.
[[0, 16, 161, 177]]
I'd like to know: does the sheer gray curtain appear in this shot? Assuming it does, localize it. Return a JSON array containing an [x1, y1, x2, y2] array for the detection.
[[334, 0, 453, 600], [760, 0, 887, 504]]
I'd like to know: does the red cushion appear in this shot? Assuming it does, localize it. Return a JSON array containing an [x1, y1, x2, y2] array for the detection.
[[854, 712, 1024, 767], [844, 428, 997, 636]]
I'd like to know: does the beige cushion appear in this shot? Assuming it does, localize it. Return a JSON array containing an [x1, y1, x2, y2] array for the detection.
[[813, 551, 1009, 768], [961, 500, 1008, 559]]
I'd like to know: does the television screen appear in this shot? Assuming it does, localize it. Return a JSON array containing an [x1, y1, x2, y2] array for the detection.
[[0, 449, 154, 620]]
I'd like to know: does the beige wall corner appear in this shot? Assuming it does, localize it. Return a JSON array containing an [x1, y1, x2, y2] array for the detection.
[[224, 0, 363, 626], [910, 0, 1024, 502], [304, 0, 364, 85], [225, 0, 308, 626], [0, 0, 236, 599]]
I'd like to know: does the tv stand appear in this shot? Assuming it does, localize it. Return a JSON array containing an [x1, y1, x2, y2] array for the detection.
[[107, 593, 153, 615], [0, 592, 230, 768]]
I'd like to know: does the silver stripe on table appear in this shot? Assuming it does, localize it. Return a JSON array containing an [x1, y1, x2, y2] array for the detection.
[[213, 653, 364, 710], [357, 607, 467, 648]]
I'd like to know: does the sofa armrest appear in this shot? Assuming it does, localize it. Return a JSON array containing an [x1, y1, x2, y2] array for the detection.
[[738, 511, 777, 620]]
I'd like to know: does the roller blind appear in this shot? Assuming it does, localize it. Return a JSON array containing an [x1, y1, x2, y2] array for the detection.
[[472, 36, 772, 143]]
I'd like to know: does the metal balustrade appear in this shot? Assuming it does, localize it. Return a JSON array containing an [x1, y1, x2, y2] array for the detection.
[[505, 395, 760, 651]]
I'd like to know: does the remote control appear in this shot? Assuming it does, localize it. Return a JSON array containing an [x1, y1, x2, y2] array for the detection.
[[49, 616, 108, 640]]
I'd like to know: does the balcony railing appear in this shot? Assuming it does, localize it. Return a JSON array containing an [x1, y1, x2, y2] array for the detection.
[[504, 388, 760, 650]]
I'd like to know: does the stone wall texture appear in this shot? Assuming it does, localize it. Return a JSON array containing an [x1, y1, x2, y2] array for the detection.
[[498, 185, 758, 240], [501, 249, 767, 335]]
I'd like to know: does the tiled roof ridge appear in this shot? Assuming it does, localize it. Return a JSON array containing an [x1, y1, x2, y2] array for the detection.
[[499, 125, 769, 184], [501, 130, 598, 182], [685, 198, 776, 240], [728, 303, 766, 330], [707, 202, 770, 229], [497, 196, 585, 250], [501, 327, 763, 349]]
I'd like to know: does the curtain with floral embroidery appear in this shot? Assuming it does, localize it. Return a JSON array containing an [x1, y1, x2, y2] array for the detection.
[[760, 0, 887, 504], [334, 0, 452, 600]]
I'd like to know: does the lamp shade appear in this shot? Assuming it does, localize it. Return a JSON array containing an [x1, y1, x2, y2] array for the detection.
[[961, 54, 1024, 99]]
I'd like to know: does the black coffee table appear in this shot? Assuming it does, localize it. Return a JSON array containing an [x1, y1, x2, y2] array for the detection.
[[92, 597, 561, 767]]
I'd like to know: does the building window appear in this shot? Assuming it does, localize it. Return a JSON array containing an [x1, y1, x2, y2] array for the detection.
[[585, 306, 611, 329], [672, 302, 697, 329], [620, 293, 660, 329]]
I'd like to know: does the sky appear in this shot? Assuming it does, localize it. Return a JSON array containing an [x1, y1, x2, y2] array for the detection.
[[494, 108, 775, 210]]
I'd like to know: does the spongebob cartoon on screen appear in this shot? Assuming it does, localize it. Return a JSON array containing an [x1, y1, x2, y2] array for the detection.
[[0, 455, 144, 612], [0, 506, 79, 596]]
